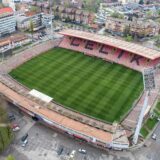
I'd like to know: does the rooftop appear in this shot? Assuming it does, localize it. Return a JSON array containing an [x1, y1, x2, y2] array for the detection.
[[0, 82, 113, 143], [25, 11, 40, 17], [0, 34, 28, 47], [0, 7, 13, 15], [59, 29, 160, 60]]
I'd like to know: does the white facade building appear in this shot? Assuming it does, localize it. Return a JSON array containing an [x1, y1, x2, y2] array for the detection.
[[41, 13, 54, 28], [0, 7, 16, 37], [118, 0, 140, 4]]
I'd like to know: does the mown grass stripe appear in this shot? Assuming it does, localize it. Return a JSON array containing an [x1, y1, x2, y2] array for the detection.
[[9, 48, 143, 123]]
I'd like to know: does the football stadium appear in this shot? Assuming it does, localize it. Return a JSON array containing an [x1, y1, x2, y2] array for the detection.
[[0, 29, 159, 150], [9, 47, 143, 123]]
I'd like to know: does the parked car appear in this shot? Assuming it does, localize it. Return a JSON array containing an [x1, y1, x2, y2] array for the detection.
[[21, 133, 28, 142], [57, 146, 63, 155], [78, 149, 87, 154], [13, 126, 20, 132], [8, 113, 15, 121], [70, 150, 76, 158], [152, 133, 157, 140], [11, 123, 19, 128], [21, 139, 28, 147], [157, 117, 160, 121], [11, 123, 20, 132], [41, 31, 46, 36]]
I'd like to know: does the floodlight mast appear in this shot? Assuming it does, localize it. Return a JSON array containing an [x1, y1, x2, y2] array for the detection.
[[132, 91, 149, 144], [49, 0, 53, 40], [132, 68, 155, 145]]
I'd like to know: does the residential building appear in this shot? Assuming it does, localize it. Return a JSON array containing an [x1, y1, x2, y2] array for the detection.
[[0, 7, 16, 37], [105, 17, 160, 37], [2, 0, 10, 5], [53, 5, 95, 25], [0, 33, 31, 53], [105, 17, 130, 36], [95, 2, 128, 25], [16, 11, 54, 31], [16, 11, 42, 31], [41, 13, 54, 28]]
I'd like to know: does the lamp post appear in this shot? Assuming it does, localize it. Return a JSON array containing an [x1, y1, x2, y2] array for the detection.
[[49, 0, 53, 40]]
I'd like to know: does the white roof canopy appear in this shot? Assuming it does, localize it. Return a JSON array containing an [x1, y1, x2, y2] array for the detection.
[[29, 89, 53, 103], [59, 29, 160, 60]]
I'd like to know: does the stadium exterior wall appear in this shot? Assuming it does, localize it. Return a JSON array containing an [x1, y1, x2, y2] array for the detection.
[[3, 94, 129, 150], [0, 38, 131, 150]]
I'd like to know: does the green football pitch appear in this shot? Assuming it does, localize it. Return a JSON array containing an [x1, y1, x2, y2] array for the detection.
[[9, 48, 143, 123]]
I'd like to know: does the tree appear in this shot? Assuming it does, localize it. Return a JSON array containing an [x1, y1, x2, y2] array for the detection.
[[111, 12, 124, 19], [29, 20, 34, 41], [125, 34, 133, 42], [146, 0, 150, 4], [0, 96, 13, 152], [124, 26, 130, 37], [0, 131, 5, 151], [30, 6, 39, 12], [139, 0, 144, 5], [82, 0, 102, 12], [155, 35, 160, 48], [146, 10, 152, 17], [5, 155, 15, 160], [0, 96, 8, 123]]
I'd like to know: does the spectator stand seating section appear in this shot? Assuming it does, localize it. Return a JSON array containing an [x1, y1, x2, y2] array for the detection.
[[59, 36, 160, 72]]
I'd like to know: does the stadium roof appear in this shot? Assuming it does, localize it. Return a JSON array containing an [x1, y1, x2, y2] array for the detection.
[[0, 82, 113, 143], [29, 89, 53, 103], [0, 40, 10, 47], [59, 29, 160, 60], [0, 81, 129, 146], [0, 34, 28, 47]]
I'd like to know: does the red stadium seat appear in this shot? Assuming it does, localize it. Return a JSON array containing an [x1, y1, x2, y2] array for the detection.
[[59, 36, 160, 72]]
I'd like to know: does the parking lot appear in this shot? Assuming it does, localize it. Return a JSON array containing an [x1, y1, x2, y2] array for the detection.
[[1, 102, 160, 160]]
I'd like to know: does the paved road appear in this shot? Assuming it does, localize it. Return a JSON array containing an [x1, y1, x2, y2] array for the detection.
[[1, 103, 160, 160], [133, 123, 160, 160]]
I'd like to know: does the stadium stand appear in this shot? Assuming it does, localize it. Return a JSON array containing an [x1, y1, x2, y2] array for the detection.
[[0, 73, 129, 150], [0, 31, 160, 147], [58, 29, 160, 130], [59, 30, 160, 72], [0, 40, 61, 74]]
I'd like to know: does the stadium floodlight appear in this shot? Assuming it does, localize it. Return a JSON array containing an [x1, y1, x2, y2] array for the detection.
[[133, 67, 155, 145], [143, 68, 156, 92], [49, 0, 53, 40]]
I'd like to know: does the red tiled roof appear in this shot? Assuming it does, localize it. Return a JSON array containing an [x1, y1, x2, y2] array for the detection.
[[25, 11, 37, 17], [0, 7, 13, 15], [0, 34, 28, 47]]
